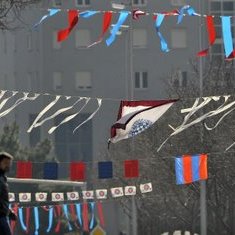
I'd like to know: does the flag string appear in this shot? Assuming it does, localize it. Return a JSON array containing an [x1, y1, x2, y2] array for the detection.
[[24, 7, 235, 19]]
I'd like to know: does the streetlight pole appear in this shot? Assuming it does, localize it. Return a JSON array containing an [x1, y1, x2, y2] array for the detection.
[[198, 0, 207, 234]]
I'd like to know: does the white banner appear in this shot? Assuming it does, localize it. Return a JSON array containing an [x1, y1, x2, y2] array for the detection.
[[8, 193, 15, 202], [140, 182, 152, 193], [67, 192, 79, 201], [19, 193, 31, 202], [111, 187, 124, 198], [125, 186, 136, 196], [95, 189, 108, 199], [82, 190, 94, 200], [35, 192, 48, 202], [51, 193, 64, 202]]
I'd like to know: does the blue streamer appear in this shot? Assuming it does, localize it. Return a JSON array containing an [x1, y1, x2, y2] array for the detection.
[[18, 208, 27, 231], [34, 207, 39, 235], [34, 9, 60, 28], [155, 14, 169, 52], [221, 16, 233, 58], [89, 202, 95, 230], [177, 5, 196, 24], [63, 204, 73, 231], [106, 11, 129, 46], [75, 203, 82, 226], [175, 157, 184, 184], [80, 11, 98, 18], [46, 207, 54, 233]]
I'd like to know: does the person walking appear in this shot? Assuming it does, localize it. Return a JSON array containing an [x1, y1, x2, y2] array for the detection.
[[0, 152, 17, 235]]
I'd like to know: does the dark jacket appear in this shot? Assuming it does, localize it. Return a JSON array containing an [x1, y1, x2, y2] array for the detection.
[[0, 169, 10, 217]]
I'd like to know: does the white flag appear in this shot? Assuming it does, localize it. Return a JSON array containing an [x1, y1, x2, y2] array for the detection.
[[111, 187, 124, 198], [35, 192, 48, 202], [109, 100, 177, 143], [19, 193, 31, 202], [125, 186, 136, 196], [51, 193, 64, 202], [67, 192, 79, 201], [96, 189, 108, 199], [82, 191, 94, 200], [140, 182, 152, 193], [8, 193, 15, 202]]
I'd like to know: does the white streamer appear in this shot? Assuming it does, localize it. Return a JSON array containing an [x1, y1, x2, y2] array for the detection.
[[27, 96, 61, 133], [48, 97, 91, 134], [158, 96, 235, 152], [73, 98, 102, 133], [29, 97, 82, 129], [0, 92, 39, 118]]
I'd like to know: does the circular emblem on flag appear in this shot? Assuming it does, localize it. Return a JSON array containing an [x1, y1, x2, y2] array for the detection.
[[128, 119, 153, 137], [99, 191, 105, 197], [39, 193, 45, 200], [70, 193, 76, 199], [22, 194, 28, 200], [144, 184, 150, 191], [128, 188, 133, 193], [85, 192, 91, 197], [115, 189, 120, 195], [55, 194, 61, 200]]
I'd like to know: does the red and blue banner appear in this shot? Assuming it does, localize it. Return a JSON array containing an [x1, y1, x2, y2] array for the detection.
[[175, 154, 208, 185]]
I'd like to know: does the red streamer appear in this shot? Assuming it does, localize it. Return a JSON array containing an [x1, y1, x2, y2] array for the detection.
[[10, 203, 18, 234], [88, 11, 112, 47], [57, 10, 79, 42], [97, 201, 105, 228], [82, 203, 89, 232], [25, 207, 30, 234], [54, 205, 62, 233], [70, 204, 79, 228], [197, 16, 216, 57]]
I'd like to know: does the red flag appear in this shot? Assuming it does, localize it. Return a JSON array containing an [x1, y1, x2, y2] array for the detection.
[[17, 161, 32, 178], [197, 16, 216, 56], [70, 162, 86, 181], [57, 10, 79, 42], [124, 160, 139, 178], [88, 11, 112, 47]]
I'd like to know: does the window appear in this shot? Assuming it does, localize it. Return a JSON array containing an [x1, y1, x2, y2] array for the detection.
[[27, 72, 33, 91], [53, 72, 62, 90], [132, 0, 146, 6], [172, 70, 188, 87], [134, 71, 148, 89], [54, 114, 92, 161], [75, 0, 90, 7], [29, 114, 41, 147], [13, 34, 17, 52], [171, 28, 187, 49], [171, 0, 186, 6], [53, 0, 62, 7], [75, 72, 92, 90], [223, 2, 233, 11], [133, 29, 147, 48], [53, 31, 61, 49], [75, 29, 91, 48], [27, 33, 32, 50], [2, 31, 7, 54], [211, 39, 223, 57]]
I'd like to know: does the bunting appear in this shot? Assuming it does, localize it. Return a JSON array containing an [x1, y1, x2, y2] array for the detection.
[[197, 16, 216, 57], [175, 154, 208, 185], [57, 10, 79, 42]]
